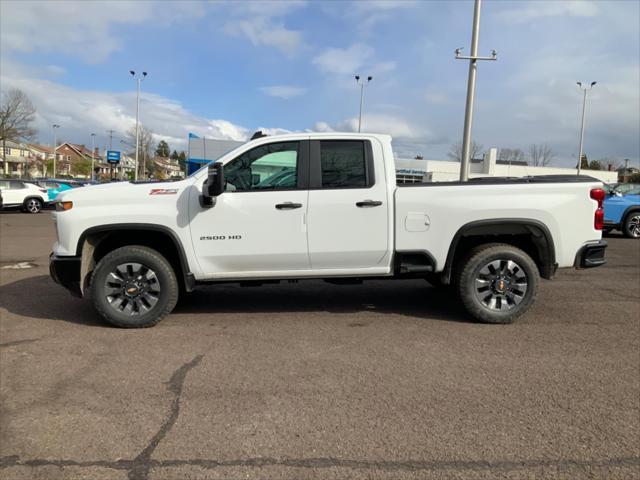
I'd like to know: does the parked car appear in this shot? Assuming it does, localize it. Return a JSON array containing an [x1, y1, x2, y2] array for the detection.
[[35, 179, 77, 202], [50, 133, 607, 328], [0, 179, 49, 213], [603, 184, 640, 238]]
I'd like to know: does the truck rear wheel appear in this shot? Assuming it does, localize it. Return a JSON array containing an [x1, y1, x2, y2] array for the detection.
[[456, 243, 539, 324], [90, 246, 178, 328]]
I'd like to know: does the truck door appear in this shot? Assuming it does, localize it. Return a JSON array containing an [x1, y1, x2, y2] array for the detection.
[[306, 139, 390, 271], [189, 140, 311, 277]]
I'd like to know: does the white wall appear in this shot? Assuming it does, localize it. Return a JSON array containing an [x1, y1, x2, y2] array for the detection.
[[395, 149, 618, 184]]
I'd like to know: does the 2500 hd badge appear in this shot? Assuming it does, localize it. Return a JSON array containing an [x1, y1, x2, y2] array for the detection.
[[200, 235, 242, 240]]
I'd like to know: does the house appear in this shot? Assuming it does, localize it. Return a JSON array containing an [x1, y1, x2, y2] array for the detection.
[[617, 165, 640, 183], [96, 153, 136, 180], [0, 140, 47, 177], [53, 142, 100, 178], [152, 156, 183, 179]]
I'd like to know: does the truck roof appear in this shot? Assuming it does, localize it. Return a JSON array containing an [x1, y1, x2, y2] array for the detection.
[[246, 132, 393, 143]]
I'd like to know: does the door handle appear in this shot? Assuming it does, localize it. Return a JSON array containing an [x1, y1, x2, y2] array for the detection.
[[356, 200, 383, 208], [275, 202, 303, 210]]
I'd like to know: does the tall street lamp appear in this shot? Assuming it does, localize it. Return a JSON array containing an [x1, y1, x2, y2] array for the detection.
[[577, 81, 597, 175], [52, 124, 60, 178], [90, 133, 96, 181], [130, 70, 147, 181], [355, 75, 372, 133]]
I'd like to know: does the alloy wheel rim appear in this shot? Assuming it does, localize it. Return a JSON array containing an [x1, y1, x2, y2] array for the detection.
[[474, 259, 528, 311], [27, 199, 40, 212], [104, 262, 161, 315], [629, 215, 640, 238]]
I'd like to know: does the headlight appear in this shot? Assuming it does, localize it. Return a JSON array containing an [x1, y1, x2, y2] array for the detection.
[[55, 201, 73, 211]]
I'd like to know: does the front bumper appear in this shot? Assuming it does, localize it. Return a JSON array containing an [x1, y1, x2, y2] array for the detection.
[[49, 253, 82, 297], [574, 240, 607, 269]]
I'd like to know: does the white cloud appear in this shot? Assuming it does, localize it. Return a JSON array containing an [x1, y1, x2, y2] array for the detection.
[[223, 18, 304, 55], [312, 44, 375, 75], [0, 0, 203, 63], [0, 66, 259, 150], [497, 0, 598, 24], [222, 0, 306, 55], [315, 113, 428, 140], [424, 92, 448, 105], [260, 85, 307, 99]]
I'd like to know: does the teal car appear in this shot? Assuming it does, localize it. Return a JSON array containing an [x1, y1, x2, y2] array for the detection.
[[37, 180, 76, 202]]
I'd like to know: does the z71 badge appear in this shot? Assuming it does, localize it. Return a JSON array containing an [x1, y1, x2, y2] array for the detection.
[[149, 188, 178, 195]]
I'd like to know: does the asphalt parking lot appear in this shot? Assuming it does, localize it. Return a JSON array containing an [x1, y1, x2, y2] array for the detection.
[[0, 211, 638, 480]]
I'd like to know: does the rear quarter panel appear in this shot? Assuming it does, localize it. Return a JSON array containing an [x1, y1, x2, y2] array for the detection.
[[395, 181, 603, 270]]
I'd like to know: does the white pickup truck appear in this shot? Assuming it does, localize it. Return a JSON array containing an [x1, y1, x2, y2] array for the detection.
[[50, 133, 607, 328]]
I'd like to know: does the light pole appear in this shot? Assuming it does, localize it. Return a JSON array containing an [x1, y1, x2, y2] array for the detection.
[[52, 124, 60, 178], [130, 70, 147, 181], [576, 81, 596, 175], [90, 133, 96, 181], [355, 75, 372, 133], [454, 0, 497, 181]]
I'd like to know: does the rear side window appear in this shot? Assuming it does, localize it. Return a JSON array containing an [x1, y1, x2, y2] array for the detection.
[[320, 141, 367, 189], [9, 181, 26, 190]]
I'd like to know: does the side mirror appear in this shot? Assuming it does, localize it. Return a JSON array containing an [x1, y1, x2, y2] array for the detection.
[[201, 162, 224, 208]]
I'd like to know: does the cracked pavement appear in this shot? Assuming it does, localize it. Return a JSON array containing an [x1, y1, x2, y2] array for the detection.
[[0, 212, 639, 479]]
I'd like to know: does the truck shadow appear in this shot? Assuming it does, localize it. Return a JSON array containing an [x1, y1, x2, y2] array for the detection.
[[0, 275, 472, 327]]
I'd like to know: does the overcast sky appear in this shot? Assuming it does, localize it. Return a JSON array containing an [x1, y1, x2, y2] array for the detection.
[[1, 0, 638, 167]]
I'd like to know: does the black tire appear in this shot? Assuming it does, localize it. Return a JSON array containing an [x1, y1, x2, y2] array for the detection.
[[23, 197, 42, 214], [90, 245, 179, 328], [455, 243, 539, 324], [622, 211, 640, 239]]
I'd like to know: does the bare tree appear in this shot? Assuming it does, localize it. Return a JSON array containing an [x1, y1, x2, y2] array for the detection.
[[126, 125, 154, 179], [528, 143, 555, 167], [497, 148, 526, 164], [0, 89, 37, 175], [447, 141, 483, 162]]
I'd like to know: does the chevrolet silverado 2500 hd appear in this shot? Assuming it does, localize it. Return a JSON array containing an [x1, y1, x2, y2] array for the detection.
[[50, 133, 607, 327]]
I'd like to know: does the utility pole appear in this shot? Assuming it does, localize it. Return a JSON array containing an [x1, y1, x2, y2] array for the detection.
[[52, 124, 60, 178], [576, 81, 596, 175], [355, 75, 372, 133], [455, 0, 497, 181], [130, 70, 147, 181], [106, 129, 115, 180], [90, 133, 96, 181]]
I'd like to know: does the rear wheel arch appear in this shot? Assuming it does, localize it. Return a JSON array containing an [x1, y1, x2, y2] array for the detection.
[[76, 224, 194, 294], [442, 219, 556, 284]]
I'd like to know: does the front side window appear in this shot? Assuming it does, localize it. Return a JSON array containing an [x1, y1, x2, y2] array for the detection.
[[225, 142, 298, 192], [320, 141, 367, 188]]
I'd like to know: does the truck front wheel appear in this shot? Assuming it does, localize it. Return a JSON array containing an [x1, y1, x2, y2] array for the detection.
[[456, 243, 539, 324], [90, 246, 179, 328]]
